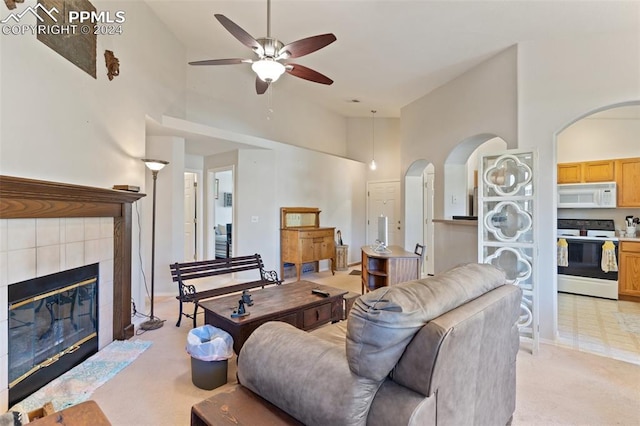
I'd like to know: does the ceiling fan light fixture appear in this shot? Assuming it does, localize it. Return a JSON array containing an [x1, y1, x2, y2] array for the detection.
[[252, 59, 286, 82]]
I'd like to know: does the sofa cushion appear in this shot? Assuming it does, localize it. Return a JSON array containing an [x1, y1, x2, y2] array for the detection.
[[345, 263, 506, 381]]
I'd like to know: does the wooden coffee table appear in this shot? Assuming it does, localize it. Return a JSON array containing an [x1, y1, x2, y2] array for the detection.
[[199, 281, 347, 354]]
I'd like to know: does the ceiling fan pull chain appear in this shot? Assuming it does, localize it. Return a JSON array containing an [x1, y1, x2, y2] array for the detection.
[[267, 85, 274, 120]]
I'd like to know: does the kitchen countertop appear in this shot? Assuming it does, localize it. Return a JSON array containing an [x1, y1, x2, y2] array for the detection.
[[433, 218, 478, 226], [618, 236, 640, 242]]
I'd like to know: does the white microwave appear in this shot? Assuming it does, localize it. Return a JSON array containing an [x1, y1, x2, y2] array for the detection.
[[557, 182, 617, 208]]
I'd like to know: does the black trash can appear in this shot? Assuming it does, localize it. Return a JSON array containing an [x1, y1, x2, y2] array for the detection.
[[191, 357, 228, 390], [186, 325, 234, 390]]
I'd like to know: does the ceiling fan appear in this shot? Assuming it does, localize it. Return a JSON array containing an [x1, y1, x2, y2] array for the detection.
[[188, 0, 336, 95]]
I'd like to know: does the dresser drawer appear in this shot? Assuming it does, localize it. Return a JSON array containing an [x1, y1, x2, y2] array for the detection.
[[298, 229, 334, 239], [276, 312, 301, 328], [302, 303, 333, 329]]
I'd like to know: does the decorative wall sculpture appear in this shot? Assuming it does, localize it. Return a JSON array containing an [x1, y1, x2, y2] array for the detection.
[[104, 50, 119, 80], [4, 0, 24, 10], [37, 0, 97, 78]]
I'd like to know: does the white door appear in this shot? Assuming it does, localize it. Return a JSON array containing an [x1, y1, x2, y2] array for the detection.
[[184, 172, 197, 261], [478, 150, 538, 353], [367, 181, 401, 246], [424, 166, 435, 276]]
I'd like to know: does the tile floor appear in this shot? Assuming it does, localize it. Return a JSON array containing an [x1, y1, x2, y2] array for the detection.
[[557, 292, 640, 365]]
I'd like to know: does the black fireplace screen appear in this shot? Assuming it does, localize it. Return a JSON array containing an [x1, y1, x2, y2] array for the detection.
[[8, 264, 98, 403]]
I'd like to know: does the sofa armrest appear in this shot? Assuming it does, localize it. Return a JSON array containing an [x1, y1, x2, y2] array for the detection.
[[367, 380, 435, 426], [238, 322, 382, 426]]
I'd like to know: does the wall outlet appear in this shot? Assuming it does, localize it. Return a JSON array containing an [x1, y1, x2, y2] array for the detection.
[[251, 216, 259, 223], [451, 195, 458, 204]]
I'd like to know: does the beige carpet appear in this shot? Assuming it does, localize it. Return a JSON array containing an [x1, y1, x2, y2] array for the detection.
[[89, 269, 640, 425]]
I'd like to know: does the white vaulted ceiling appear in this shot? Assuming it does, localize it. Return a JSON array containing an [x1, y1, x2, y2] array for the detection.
[[146, 0, 639, 118]]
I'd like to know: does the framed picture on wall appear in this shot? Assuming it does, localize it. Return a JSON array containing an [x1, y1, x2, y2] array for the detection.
[[223, 192, 232, 207], [214, 179, 219, 199]]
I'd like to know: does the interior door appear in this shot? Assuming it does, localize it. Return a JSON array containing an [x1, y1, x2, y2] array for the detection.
[[478, 150, 538, 353], [184, 172, 197, 261], [424, 167, 435, 276], [367, 180, 401, 246]]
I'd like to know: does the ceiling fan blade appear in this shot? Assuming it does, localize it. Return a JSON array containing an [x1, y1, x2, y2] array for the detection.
[[256, 77, 270, 95], [278, 34, 336, 59], [188, 58, 249, 66], [215, 14, 264, 56], [286, 64, 333, 85]]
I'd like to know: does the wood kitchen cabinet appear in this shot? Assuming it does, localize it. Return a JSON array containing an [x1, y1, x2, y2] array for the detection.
[[557, 162, 583, 184], [583, 160, 615, 182], [619, 240, 640, 302], [280, 207, 335, 281], [557, 160, 615, 183], [615, 157, 640, 207]]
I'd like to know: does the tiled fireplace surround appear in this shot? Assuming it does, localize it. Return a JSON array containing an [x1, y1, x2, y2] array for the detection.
[[0, 176, 143, 411]]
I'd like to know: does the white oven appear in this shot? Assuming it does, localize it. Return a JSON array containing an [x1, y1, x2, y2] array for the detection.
[[557, 219, 618, 300]]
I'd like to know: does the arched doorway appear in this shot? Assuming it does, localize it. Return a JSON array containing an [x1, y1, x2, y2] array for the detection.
[[405, 160, 435, 276], [444, 134, 507, 219], [553, 101, 640, 364]]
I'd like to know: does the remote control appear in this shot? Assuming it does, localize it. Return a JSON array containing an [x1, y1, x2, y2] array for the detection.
[[312, 288, 330, 297]]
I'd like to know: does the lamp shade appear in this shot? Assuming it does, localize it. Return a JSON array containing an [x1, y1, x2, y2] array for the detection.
[[252, 59, 286, 82], [142, 159, 169, 171]]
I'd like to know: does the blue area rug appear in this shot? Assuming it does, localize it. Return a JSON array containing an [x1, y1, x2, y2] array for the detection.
[[12, 339, 152, 412]]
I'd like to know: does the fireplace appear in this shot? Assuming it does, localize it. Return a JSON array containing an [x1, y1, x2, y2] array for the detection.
[[8, 264, 99, 407], [0, 175, 145, 412]]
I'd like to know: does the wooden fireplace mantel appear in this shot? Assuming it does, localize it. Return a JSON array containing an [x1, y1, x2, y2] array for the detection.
[[0, 175, 145, 340]]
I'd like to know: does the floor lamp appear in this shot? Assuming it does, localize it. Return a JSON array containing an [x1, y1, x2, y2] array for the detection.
[[140, 158, 169, 331]]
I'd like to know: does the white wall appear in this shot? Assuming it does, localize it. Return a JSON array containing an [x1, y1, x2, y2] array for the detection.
[[185, 66, 348, 157], [401, 46, 519, 221], [346, 117, 401, 182], [518, 31, 640, 341], [557, 116, 640, 162], [142, 137, 185, 303], [233, 147, 366, 277], [0, 0, 185, 184], [0, 0, 187, 328]]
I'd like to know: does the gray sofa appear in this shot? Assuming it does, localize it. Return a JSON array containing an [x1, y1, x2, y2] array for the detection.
[[237, 263, 522, 426]]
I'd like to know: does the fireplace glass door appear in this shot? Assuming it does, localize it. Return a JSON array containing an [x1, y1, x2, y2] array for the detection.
[[8, 264, 98, 405]]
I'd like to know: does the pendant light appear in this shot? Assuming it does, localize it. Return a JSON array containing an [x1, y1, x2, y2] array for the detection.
[[370, 110, 377, 170]]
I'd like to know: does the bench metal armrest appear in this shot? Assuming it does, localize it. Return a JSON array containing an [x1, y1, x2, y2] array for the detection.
[[261, 269, 281, 285]]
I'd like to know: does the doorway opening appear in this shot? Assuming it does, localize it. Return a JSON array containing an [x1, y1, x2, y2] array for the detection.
[[366, 180, 401, 247], [444, 135, 508, 219], [183, 172, 200, 262], [554, 101, 640, 364], [208, 167, 234, 259], [405, 161, 435, 277]]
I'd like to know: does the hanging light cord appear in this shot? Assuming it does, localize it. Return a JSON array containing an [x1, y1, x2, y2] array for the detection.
[[370, 110, 377, 170], [372, 110, 375, 159]]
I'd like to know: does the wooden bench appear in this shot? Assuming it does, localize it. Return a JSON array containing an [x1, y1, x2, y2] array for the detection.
[[170, 254, 282, 328]]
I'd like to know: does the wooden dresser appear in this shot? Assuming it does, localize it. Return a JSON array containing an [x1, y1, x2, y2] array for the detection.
[[280, 207, 336, 281]]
